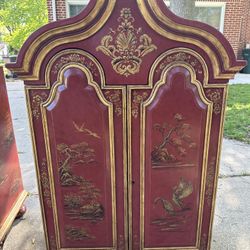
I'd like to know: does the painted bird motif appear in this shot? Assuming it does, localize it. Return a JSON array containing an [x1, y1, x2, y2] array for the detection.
[[172, 177, 193, 209], [73, 121, 101, 139], [154, 197, 175, 215], [154, 178, 193, 215]]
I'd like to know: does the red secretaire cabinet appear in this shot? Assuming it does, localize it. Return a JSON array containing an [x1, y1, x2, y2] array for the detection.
[[6, 1, 245, 249], [0, 67, 28, 243]]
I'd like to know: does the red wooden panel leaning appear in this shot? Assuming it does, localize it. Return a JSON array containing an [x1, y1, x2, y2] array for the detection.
[[0, 67, 28, 244], [6, 0, 246, 249]]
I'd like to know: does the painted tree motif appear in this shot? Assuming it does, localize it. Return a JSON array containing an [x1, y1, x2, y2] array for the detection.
[[57, 142, 96, 186], [57, 134, 104, 222], [151, 113, 197, 167]]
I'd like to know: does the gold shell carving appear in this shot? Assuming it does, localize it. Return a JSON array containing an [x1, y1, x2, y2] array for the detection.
[[97, 8, 157, 77]]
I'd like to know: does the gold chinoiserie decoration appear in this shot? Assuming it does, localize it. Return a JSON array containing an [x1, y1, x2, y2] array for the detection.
[[97, 8, 157, 77], [152, 177, 194, 232], [206, 89, 222, 115]]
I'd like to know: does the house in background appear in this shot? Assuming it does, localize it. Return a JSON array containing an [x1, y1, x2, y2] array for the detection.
[[0, 43, 8, 59], [46, 0, 250, 58]]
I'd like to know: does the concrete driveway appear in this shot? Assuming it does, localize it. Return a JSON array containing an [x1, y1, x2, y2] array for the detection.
[[2, 80, 250, 250]]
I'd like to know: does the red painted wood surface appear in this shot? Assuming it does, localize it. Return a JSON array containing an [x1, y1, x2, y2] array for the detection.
[[6, 0, 245, 249], [0, 67, 27, 241]]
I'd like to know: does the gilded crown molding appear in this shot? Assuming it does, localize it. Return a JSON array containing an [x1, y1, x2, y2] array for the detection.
[[6, 0, 115, 80], [6, 0, 245, 81], [139, 0, 245, 79]]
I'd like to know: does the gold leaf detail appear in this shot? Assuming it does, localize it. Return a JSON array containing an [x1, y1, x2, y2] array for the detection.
[[118, 235, 125, 250], [96, 8, 157, 77], [57, 141, 96, 186], [10, 178, 21, 194], [0, 175, 8, 186], [73, 121, 101, 139], [104, 90, 122, 117], [49, 236, 57, 250], [31, 92, 48, 120], [206, 89, 222, 115], [200, 233, 208, 250], [132, 91, 148, 118], [65, 226, 95, 240], [40, 158, 52, 208], [151, 113, 197, 167], [205, 157, 216, 206], [52, 54, 97, 76], [157, 52, 203, 75], [152, 177, 193, 232]]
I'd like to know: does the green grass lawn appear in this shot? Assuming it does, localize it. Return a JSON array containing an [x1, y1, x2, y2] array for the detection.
[[224, 84, 250, 144]]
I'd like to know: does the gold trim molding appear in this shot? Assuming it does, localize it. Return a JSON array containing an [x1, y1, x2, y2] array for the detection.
[[128, 62, 213, 250], [7, 0, 245, 81], [41, 64, 117, 249], [138, 0, 244, 79], [8, 0, 115, 80], [26, 49, 129, 249]]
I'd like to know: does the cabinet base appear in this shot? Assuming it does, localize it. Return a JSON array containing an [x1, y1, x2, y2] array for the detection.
[[0, 190, 28, 242]]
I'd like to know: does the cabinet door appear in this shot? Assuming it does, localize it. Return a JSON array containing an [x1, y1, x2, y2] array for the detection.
[[26, 64, 127, 249], [129, 66, 213, 250]]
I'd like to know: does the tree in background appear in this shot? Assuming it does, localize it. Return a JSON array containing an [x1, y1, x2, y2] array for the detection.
[[170, 0, 196, 20], [0, 0, 48, 54]]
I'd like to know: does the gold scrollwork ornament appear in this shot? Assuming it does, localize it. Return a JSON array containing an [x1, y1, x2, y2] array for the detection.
[[156, 52, 203, 75], [104, 90, 122, 117], [206, 89, 222, 115], [205, 157, 216, 206], [132, 91, 149, 118], [118, 235, 125, 250], [52, 53, 97, 76], [97, 8, 157, 77], [40, 158, 52, 208], [49, 236, 57, 250], [31, 92, 48, 119], [200, 233, 208, 250]]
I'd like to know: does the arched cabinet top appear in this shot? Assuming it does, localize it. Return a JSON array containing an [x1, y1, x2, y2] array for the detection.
[[6, 0, 246, 83]]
